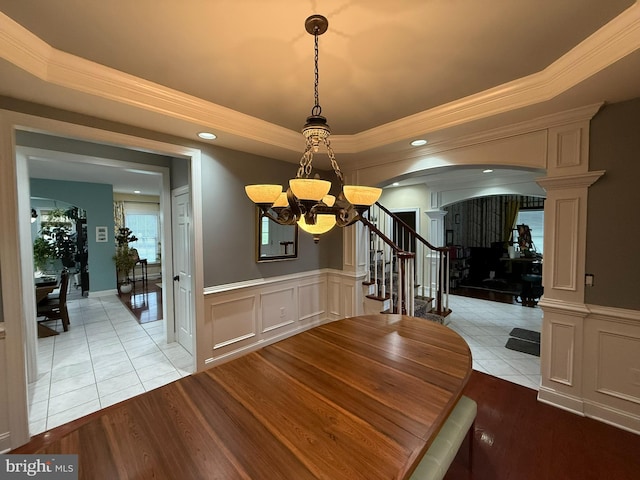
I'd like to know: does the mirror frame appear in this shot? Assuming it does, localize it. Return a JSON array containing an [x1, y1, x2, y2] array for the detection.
[[256, 208, 298, 262]]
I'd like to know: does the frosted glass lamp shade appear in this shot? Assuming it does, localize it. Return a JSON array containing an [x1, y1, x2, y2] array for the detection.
[[343, 185, 382, 206], [245, 184, 282, 205], [272, 192, 289, 208], [297, 214, 336, 235], [322, 194, 336, 207], [289, 179, 331, 201]]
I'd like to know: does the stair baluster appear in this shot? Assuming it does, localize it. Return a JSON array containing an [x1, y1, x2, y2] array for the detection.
[[360, 203, 451, 318]]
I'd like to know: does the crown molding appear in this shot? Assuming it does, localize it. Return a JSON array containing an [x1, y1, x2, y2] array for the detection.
[[1, 3, 639, 154], [343, 103, 603, 172], [0, 12, 301, 153]]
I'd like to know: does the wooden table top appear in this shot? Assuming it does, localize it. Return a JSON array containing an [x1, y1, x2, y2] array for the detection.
[[35, 284, 57, 304], [16, 314, 472, 480]]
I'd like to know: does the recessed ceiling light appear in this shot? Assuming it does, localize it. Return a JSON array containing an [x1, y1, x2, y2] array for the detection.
[[393, 182, 400, 187], [198, 132, 217, 140], [134, 190, 141, 194], [482, 169, 494, 173], [410, 139, 428, 147]]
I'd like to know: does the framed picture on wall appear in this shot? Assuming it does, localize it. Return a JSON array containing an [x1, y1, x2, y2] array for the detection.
[[446, 229, 454, 245], [96, 226, 108, 242]]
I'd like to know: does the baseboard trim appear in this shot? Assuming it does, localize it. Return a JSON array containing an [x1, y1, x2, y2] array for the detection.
[[537, 386, 585, 416], [538, 386, 640, 434], [86, 289, 119, 298], [0, 431, 11, 453], [583, 398, 640, 435]]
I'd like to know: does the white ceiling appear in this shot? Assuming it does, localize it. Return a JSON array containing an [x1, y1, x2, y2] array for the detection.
[[24, 147, 163, 196], [2, 1, 640, 194]]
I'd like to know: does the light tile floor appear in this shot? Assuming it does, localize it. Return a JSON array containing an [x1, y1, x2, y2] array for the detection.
[[28, 293, 540, 436], [446, 294, 542, 390], [29, 294, 193, 435]]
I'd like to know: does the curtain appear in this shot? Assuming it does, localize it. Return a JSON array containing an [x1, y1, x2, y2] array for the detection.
[[113, 201, 125, 237], [504, 199, 520, 243]]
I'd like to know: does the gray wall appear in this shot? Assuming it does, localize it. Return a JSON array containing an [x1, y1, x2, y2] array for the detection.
[[4, 97, 342, 290], [170, 157, 190, 189], [199, 144, 342, 287], [586, 98, 640, 310]]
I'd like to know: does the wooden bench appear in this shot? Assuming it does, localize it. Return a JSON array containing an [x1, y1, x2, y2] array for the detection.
[[409, 395, 477, 480]]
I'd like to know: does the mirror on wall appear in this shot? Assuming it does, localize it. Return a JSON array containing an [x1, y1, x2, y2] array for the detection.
[[256, 209, 298, 262]]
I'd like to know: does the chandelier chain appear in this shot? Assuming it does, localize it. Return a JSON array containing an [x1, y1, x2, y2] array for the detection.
[[312, 30, 321, 117], [325, 139, 344, 183], [297, 138, 314, 178]]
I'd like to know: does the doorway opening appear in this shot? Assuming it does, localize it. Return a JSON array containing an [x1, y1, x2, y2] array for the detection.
[[3, 112, 203, 443], [444, 194, 544, 306]]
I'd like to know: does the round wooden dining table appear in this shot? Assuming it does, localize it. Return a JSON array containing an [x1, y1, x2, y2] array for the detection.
[[15, 314, 472, 479]]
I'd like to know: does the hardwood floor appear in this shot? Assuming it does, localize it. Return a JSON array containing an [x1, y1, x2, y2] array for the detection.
[[117, 281, 162, 323], [13, 368, 639, 479], [444, 371, 640, 480]]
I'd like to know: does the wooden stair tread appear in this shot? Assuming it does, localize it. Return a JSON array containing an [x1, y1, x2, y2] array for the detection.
[[415, 295, 434, 302], [431, 308, 452, 317], [366, 293, 391, 301]]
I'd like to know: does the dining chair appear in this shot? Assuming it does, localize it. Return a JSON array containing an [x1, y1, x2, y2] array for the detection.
[[37, 269, 70, 332]]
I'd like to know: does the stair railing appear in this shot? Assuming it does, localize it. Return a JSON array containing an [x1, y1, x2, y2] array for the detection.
[[367, 202, 451, 316], [359, 215, 416, 315]]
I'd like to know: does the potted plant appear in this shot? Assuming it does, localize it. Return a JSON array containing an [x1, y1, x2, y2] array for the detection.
[[33, 236, 55, 273], [113, 227, 138, 293], [39, 208, 78, 269], [113, 244, 138, 293]]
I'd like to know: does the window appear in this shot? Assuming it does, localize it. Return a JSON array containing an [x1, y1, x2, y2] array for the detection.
[[515, 209, 544, 254], [125, 203, 160, 262], [261, 216, 270, 246]]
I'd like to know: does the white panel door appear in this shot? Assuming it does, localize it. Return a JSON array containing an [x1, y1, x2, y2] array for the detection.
[[172, 189, 193, 354]]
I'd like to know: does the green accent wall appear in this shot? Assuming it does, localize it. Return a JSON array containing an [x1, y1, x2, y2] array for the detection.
[[30, 178, 116, 292]]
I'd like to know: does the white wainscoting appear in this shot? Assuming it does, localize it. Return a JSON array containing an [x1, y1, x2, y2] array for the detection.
[[201, 269, 363, 368], [539, 301, 640, 434], [0, 325, 10, 452]]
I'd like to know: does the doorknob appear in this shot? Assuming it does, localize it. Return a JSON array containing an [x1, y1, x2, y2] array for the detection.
[[173, 275, 180, 282]]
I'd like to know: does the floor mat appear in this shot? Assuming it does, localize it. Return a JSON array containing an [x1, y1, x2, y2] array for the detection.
[[505, 337, 540, 357], [509, 327, 541, 343]]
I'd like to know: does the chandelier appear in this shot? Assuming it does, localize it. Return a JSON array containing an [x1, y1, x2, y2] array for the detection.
[[245, 14, 382, 242]]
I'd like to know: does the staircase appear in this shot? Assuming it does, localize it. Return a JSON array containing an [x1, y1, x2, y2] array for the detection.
[[359, 203, 451, 318]]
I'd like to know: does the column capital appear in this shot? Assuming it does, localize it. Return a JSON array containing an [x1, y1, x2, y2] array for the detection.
[[536, 170, 605, 191], [425, 209, 447, 219]]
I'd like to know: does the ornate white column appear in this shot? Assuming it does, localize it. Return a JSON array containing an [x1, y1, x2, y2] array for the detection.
[[425, 209, 447, 247], [536, 118, 605, 414]]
